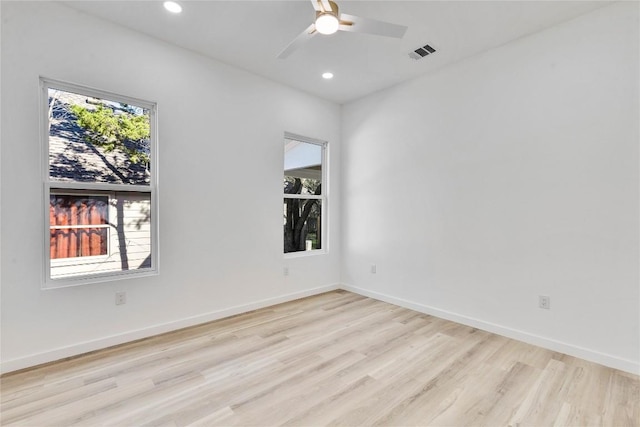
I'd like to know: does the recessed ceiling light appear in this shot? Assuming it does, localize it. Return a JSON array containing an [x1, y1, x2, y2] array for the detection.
[[322, 72, 334, 80], [163, 1, 182, 14]]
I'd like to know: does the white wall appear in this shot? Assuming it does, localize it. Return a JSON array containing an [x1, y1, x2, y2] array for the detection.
[[342, 2, 639, 373], [0, 2, 341, 373]]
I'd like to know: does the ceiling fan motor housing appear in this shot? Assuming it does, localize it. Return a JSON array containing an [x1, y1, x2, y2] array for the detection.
[[316, 0, 339, 18]]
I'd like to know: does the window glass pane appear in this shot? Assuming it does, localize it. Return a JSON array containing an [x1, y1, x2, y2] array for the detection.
[[49, 192, 152, 280], [284, 139, 321, 195], [283, 199, 321, 253], [48, 87, 151, 185]]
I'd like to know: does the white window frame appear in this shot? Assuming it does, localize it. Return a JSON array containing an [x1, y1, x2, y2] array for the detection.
[[41, 77, 159, 288], [283, 132, 328, 258]]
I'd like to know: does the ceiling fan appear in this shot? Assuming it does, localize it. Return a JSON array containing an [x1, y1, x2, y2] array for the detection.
[[277, 0, 408, 59]]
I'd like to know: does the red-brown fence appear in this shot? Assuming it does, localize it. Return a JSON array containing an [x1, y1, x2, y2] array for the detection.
[[49, 195, 109, 259]]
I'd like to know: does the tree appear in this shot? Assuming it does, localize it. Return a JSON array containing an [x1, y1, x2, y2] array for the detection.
[[71, 103, 150, 169], [284, 177, 321, 253]]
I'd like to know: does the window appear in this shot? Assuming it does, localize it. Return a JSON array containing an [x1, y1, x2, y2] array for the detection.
[[284, 134, 326, 254], [42, 78, 157, 286]]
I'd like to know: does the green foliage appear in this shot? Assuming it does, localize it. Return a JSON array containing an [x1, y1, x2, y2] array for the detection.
[[302, 178, 320, 194], [71, 104, 150, 165], [284, 176, 320, 194]]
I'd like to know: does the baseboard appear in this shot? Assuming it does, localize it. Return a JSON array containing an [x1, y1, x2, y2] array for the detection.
[[0, 283, 340, 375], [342, 284, 640, 375]]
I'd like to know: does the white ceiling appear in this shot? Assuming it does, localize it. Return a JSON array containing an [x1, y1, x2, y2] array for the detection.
[[62, 0, 610, 104]]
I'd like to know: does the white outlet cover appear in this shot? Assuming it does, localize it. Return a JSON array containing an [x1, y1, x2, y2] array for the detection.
[[115, 292, 127, 305], [539, 295, 550, 309]]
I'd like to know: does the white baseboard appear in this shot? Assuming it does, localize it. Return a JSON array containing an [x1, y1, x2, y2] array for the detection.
[[0, 283, 340, 375], [342, 284, 640, 375]]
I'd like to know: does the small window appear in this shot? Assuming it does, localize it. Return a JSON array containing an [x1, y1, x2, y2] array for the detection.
[[284, 134, 326, 254], [42, 78, 157, 286]]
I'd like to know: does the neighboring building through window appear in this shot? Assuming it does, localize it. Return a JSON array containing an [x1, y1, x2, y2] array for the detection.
[[42, 79, 157, 286], [284, 134, 326, 254]]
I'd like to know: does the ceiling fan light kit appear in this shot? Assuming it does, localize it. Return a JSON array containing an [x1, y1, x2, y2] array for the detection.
[[315, 14, 340, 35]]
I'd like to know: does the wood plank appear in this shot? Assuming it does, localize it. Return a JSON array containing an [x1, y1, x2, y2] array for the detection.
[[1, 291, 637, 426]]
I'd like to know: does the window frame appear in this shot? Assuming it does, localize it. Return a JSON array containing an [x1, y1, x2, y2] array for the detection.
[[283, 132, 328, 257], [41, 77, 159, 288]]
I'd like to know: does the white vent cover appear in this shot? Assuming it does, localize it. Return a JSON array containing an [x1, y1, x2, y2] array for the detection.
[[409, 44, 436, 60]]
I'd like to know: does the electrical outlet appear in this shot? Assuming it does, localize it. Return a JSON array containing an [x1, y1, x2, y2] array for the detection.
[[115, 292, 127, 305], [283, 266, 289, 276], [539, 295, 550, 310], [371, 264, 377, 274]]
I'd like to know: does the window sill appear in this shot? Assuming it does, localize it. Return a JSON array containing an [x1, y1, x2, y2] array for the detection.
[[43, 268, 158, 290], [284, 249, 327, 259]]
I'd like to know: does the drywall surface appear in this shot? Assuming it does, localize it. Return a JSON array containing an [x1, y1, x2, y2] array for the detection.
[[0, 2, 341, 372], [342, 2, 639, 373]]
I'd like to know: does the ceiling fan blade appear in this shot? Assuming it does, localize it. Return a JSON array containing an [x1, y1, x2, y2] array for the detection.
[[319, 0, 333, 12], [338, 13, 407, 39], [277, 23, 317, 59], [310, 0, 322, 12]]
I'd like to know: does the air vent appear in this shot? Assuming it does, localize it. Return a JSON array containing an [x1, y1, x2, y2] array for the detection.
[[409, 44, 436, 60]]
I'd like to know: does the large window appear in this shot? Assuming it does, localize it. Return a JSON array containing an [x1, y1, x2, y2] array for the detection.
[[284, 134, 326, 254], [42, 78, 157, 286]]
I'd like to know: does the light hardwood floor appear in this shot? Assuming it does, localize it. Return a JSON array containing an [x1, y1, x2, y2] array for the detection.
[[1, 290, 638, 426]]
